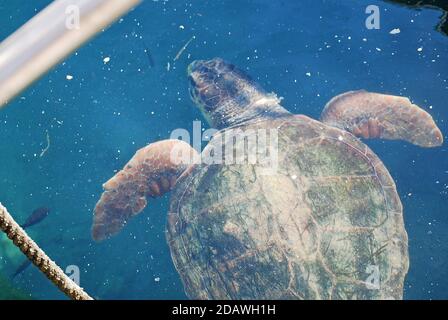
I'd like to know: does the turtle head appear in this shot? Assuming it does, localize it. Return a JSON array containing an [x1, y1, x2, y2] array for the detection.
[[188, 58, 285, 128]]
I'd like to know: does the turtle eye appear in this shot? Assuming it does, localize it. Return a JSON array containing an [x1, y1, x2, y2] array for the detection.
[[197, 65, 209, 75]]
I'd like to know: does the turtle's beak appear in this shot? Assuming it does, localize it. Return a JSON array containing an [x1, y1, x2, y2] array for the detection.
[[188, 60, 204, 74], [187, 60, 206, 105], [187, 60, 205, 88], [187, 65, 199, 104], [188, 81, 198, 104], [187, 60, 197, 73]]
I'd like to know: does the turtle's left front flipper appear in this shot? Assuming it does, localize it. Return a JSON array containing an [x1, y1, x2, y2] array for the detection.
[[320, 90, 443, 147], [92, 140, 199, 241]]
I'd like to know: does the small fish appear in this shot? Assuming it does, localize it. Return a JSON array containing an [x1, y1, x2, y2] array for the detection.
[[12, 260, 32, 279], [20, 207, 50, 229], [143, 42, 155, 68]]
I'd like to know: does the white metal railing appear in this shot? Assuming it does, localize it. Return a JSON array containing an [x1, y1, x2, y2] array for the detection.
[[0, 0, 142, 108]]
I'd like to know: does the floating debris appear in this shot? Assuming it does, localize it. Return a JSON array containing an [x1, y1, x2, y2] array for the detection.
[[167, 61, 171, 71], [389, 28, 401, 35], [174, 36, 195, 61], [66, 74, 73, 80], [40, 130, 50, 158], [103, 56, 111, 64]]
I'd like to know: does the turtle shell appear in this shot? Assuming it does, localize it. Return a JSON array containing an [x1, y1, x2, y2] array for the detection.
[[166, 115, 409, 300]]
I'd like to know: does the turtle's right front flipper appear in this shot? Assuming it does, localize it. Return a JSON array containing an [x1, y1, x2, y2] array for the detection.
[[320, 90, 443, 147], [92, 139, 198, 241]]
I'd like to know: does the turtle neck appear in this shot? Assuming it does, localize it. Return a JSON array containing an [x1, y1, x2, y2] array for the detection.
[[208, 94, 291, 130]]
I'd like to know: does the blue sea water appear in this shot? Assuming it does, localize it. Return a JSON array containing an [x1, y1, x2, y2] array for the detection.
[[0, 0, 447, 300]]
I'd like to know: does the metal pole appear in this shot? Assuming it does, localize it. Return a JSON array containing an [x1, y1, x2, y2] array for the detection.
[[0, 0, 142, 108]]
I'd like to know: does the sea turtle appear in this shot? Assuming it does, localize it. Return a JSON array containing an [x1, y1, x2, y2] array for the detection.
[[91, 58, 443, 300]]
